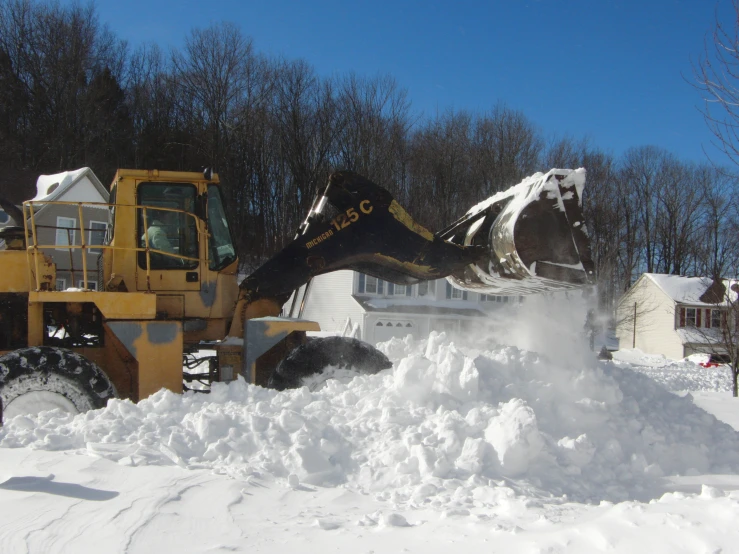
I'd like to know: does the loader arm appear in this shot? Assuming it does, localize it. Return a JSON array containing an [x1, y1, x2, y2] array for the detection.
[[228, 169, 594, 337], [239, 171, 485, 304]]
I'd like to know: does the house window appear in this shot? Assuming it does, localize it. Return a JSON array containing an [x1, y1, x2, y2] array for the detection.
[[357, 273, 365, 293], [446, 282, 466, 300], [686, 308, 697, 327], [78, 280, 97, 290], [88, 221, 107, 254], [56, 278, 66, 291], [712, 309, 722, 329], [377, 319, 413, 329], [393, 284, 406, 295], [418, 280, 435, 297], [55, 217, 76, 249], [363, 276, 384, 295]]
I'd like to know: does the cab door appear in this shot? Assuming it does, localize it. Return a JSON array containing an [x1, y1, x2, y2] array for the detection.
[[135, 181, 201, 293]]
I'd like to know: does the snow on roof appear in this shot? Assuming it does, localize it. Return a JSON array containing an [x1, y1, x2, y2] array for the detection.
[[676, 326, 723, 344], [35, 168, 86, 201], [645, 273, 738, 306], [32, 167, 108, 206]]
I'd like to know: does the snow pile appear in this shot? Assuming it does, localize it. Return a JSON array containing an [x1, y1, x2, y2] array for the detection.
[[613, 349, 732, 393], [2, 332, 739, 506]]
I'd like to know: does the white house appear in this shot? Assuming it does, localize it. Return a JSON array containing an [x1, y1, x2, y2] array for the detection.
[[615, 273, 737, 360], [25, 168, 110, 290], [287, 270, 523, 344]]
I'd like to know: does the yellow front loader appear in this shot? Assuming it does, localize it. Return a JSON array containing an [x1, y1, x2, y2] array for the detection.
[[0, 168, 593, 422]]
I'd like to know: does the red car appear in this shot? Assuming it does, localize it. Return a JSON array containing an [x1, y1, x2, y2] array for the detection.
[[699, 354, 731, 368]]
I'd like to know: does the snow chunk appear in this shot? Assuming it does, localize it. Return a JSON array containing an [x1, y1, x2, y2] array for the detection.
[[485, 399, 544, 476]]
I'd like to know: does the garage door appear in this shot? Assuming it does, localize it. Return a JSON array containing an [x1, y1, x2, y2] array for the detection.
[[374, 320, 415, 343]]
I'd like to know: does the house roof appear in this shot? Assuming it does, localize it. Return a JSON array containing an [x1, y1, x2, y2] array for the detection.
[[352, 296, 488, 317], [0, 167, 109, 231], [33, 167, 108, 205], [644, 273, 738, 306]]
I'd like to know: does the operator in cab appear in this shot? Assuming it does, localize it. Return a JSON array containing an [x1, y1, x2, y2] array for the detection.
[[144, 212, 176, 254], [142, 209, 183, 267]]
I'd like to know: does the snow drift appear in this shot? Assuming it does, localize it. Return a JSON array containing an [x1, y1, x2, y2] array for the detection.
[[1, 331, 738, 506]]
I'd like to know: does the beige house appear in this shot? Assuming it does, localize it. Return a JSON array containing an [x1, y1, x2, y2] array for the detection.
[[287, 270, 524, 344], [616, 273, 736, 360], [26, 168, 110, 290]]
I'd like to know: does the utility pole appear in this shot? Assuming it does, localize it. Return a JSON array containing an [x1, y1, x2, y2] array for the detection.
[[632, 302, 637, 348]]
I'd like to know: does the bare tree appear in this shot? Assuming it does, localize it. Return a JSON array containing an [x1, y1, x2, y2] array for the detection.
[[653, 160, 704, 275], [694, 0, 739, 170], [682, 279, 739, 397], [408, 109, 473, 229], [271, 58, 339, 238], [0, 0, 126, 172], [171, 22, 257, 168], [470, 103, 542, 199], [334, 72, 412, 200], [544, 135, 590, 169], [620, 146, 677, 274], [694, 165, 739, 277]]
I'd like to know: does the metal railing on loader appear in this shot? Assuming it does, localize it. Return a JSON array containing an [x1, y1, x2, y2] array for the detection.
[[22, 199, 206, 292]]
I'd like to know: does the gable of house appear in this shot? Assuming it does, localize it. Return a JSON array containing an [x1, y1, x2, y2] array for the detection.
[[616, 274, 683, 358]]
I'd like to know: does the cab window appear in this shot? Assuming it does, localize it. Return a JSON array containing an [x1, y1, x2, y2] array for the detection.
[[207, 185, 236, 271], [137, 183, 198, 270]]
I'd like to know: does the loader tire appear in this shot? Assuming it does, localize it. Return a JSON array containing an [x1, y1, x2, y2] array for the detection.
[[0, 347, 117, 425], [267, 336, 393, 391]]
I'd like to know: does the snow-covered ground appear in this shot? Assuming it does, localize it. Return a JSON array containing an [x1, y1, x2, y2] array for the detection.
[[2, 321, 739, 552]]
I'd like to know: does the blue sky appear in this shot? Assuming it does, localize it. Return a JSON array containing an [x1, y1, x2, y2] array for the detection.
[[90, 0, 731, 165]]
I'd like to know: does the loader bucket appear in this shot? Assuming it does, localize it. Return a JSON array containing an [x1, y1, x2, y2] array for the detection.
[[441, 169, 595, 294], [242, 170, 594, 308]]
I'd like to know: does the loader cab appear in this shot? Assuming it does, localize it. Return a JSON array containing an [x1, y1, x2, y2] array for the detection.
[[104, 169, 240, 341]]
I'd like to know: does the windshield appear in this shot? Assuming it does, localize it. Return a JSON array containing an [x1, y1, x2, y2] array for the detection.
[[208, 185, 237, 270]]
